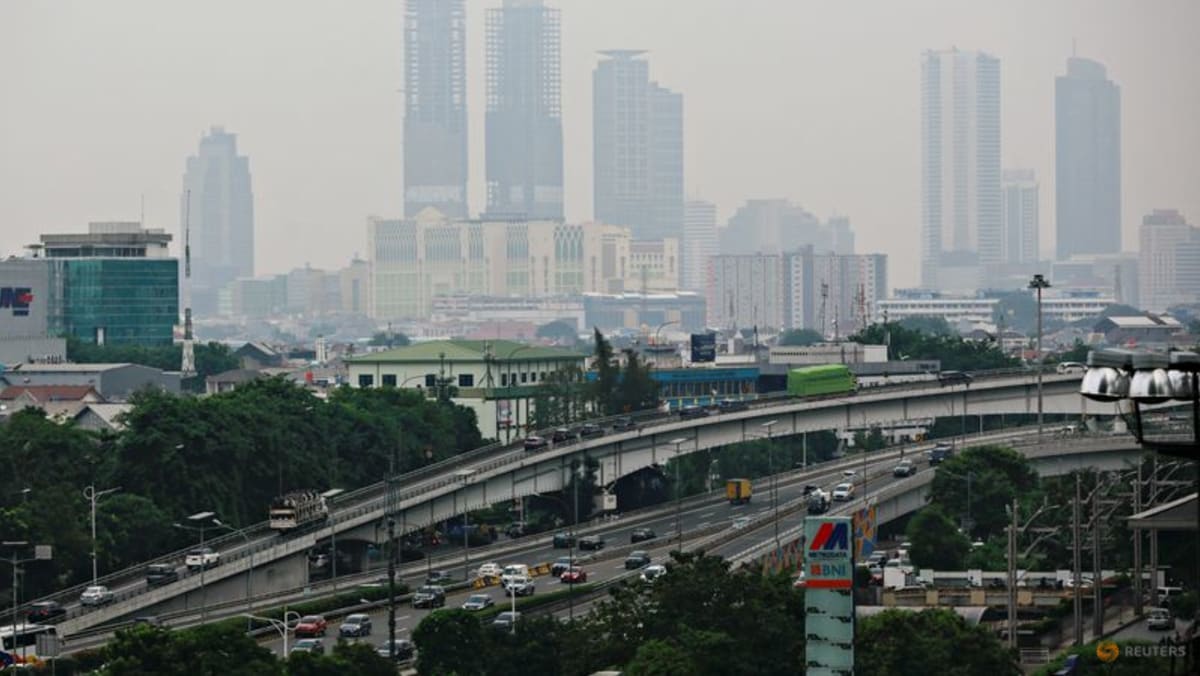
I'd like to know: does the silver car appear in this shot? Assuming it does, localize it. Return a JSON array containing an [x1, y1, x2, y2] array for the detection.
[[462, 594, 494, 611], [80, 585, 114, 606]]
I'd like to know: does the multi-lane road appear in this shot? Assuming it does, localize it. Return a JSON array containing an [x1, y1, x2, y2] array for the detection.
[[254, 440, 939, 657]]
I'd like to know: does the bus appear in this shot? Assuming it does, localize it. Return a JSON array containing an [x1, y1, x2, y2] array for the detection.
[[0, 623, 56, 660]]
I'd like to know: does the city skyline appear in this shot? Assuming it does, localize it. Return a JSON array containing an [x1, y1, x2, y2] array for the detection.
[[3, 1, 1199, 289]]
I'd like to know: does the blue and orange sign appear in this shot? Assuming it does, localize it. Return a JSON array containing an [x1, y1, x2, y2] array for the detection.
[[0, 287, 33, 317], [805, 517, 853, 589]]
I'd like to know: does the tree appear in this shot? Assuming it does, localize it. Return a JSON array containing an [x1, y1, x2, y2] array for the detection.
[[368, 331, 410, 348], [99, 623, 283, 676], [856, 608, 1019, 676], [851, 322, 1017, 371], [616, 349, 661, 414], [992, 290, 1038, 333], [592, 328, 620, 415], [412, 609, 487, 675], [777, 329, 823, 347], [928, 445, 1039, 538], [1035, 641, 1177, 676], [906, 504, 971, 570], [537, 320, 579, 345], [624, 639, 697, 676], [286, 642, 394, 676]]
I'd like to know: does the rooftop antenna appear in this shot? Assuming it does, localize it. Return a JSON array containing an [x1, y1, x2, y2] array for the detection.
[[180, 189, 195, 377]]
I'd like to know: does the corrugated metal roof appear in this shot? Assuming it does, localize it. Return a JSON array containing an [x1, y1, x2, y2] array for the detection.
[[348, 340, 585, 364]]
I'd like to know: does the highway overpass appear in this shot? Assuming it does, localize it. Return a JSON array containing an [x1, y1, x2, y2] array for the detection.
[[48, 370, 1102, 635]]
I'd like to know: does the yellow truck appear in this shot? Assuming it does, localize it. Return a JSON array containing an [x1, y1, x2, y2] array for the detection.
[[726, 478, 752, 505]]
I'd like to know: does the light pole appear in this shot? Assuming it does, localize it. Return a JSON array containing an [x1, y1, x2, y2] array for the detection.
[[320, 488, 344, 590], [455, 469, 477, 582], [669, 437, 690, 554], [174, 510, 215, 622], [1080, 348, 1200, 650], [1, 541, 50, 661], [83, 485, 120, 586], [244, 611, 300, 656], [757, 421, 780, 553], [213, 519, 253, 630], [1029, 274, 1050, 436]]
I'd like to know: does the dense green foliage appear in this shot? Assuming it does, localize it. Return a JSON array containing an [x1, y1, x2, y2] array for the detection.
[[66, 337, 239, 392], [927, 445, 1039, 538], [777, 328, 824, 346], [851, 322, 1018, 371], [1035, 640, 1185, 676], [591, 329, 661, 416], [855, 608, 1020, 675], [0, 378, 483, 599], [97, 623, 283, 676], [367, 331, 410, 348], [906, 504, 971, 570]]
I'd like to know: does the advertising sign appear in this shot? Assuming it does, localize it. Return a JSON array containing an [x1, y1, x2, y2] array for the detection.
[[690, 333, 716, 363], [804, 516, 854, 675]]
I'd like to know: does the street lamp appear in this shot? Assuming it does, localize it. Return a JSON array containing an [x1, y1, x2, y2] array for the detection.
[[174, 510, 216, 621], [455, 469, 477, 582], [243, 611, 300, 656], [1080, 348, 1200, 635], [320, 488, 344, 590], [669, 437, 691, 554], [83, 484, 120, 586], [755, 421, 781, 553], [1028, 274, 1051, 436], [212, 518, 253, 630], [2, 541, 50, 661]]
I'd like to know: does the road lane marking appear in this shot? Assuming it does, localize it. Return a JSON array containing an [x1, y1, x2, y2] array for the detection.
[[700, 511, 715, 518]]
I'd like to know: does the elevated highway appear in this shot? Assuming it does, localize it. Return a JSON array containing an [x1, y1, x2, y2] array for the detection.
[[49, 370, 1100, 635]]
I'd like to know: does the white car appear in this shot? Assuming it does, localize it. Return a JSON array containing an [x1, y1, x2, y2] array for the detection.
[[1056, 361, 1087, 374], [185, 547, 220, 570], [80, 585, 114, 606], [476, 562, 502, 579], [504, 576, 535, 597], [832, 482, 855, 501], [841, 470, 857, 478], [1147, 607, 1173, 631], [641, 565, 667, 583]]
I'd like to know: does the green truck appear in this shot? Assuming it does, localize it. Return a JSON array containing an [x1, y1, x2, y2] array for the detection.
[[786, 364, 857, 397]]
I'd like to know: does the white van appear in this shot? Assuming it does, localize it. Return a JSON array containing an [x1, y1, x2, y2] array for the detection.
[[501, 564, 530, 586]]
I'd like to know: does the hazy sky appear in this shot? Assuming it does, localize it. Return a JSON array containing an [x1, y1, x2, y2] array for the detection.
[[3, 1, 1198, 289]]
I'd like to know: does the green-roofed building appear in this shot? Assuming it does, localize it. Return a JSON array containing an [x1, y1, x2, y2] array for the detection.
[[347, 339, 587, 440]]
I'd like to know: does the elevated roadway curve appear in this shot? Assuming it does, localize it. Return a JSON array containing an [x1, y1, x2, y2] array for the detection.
[[49, 370, 1096, 636]]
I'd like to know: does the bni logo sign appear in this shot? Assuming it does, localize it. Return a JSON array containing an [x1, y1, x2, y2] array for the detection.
[[0, 287, 34, 317]]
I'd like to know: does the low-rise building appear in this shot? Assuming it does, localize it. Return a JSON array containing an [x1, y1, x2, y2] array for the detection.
[[0, 363, 181, 400], [1094, 314, 1184, 347], [0, 384, 103, 421], [346, 340, 587, 441]]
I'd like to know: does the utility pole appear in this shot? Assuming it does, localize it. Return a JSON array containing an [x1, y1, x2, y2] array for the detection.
[[1092, 486, 1104, 638], [386, 437, 398, 660], [1072, 473, 1083, 646], [1029, 274, 1050, 437], [1007, 497, 1018, 649], [1132, 465, 1143, 616]]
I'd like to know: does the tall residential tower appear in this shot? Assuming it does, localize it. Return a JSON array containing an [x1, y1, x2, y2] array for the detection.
[[485, 0, 563, 220], [404, 0, 468, 218], [593, 51, 683, 241], [920, 49, 1001, 292], [181, 126, 254, 314], [1056, 57, 1121, 259]]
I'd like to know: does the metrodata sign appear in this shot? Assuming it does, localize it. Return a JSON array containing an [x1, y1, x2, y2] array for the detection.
[[805, 516, 854, 675], [0, 287, 34, 317]]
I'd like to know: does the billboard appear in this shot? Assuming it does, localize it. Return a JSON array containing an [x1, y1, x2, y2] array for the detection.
[[690, 332, 716, 363], [0, 259, 50, 338], [804, 516, 854, 675]]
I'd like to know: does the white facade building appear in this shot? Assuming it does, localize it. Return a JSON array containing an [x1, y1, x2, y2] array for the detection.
[[921, 49, 1002, 291], [1001, 169, 1039, 264], [1139, 209, 1200, 312], [681, 200, 718, 292]]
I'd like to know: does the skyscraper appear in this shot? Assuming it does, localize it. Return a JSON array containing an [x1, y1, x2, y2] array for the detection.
[[404, 0, 468, 218], [920, 49, 1001, 291], [681, 200, 717, 291], [181, 126, 254, 314], [1056, 57, 1121, 259], [1001, 169, 1039, 264], [485, 0, 563, 220], [1139, 209, 1200, 312], [593, 51, 683, 241]]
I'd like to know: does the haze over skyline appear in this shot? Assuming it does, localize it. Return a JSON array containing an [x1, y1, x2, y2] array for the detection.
[[3, 0, 1198, 289]]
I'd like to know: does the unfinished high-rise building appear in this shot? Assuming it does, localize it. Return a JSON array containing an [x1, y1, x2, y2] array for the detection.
[[404, 0, 468, 218], [485, 0, 563, 220]]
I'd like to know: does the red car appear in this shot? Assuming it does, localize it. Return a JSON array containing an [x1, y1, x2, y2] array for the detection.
[[560, 567, 588, 584], [294, 615, 328, 638]]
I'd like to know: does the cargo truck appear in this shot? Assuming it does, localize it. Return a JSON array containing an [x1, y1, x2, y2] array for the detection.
[[726, 478, 752, 505], [269, 490, 329, 531]]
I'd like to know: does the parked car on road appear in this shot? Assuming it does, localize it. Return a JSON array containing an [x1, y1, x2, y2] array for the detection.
[[80, 585, 114, 606], [625, 551, 651, 569], [290, 639, 324, 655], [145, 563, 179, 587], [339, 614, 372, 638], [630, 527, 656, 543], [377, 639, 415, 662], [578, 535, 605, 551], [185, 547, 220, 570], [412, 585, 446, 609], [893, 460, 916, 477], [560, 567, 588, 584], [27, 601, 65, 623], [832, 483, 856, 501], [293, 615, 328, 638], [462, 594, 495, 611], [523, 435, 548, 451]]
